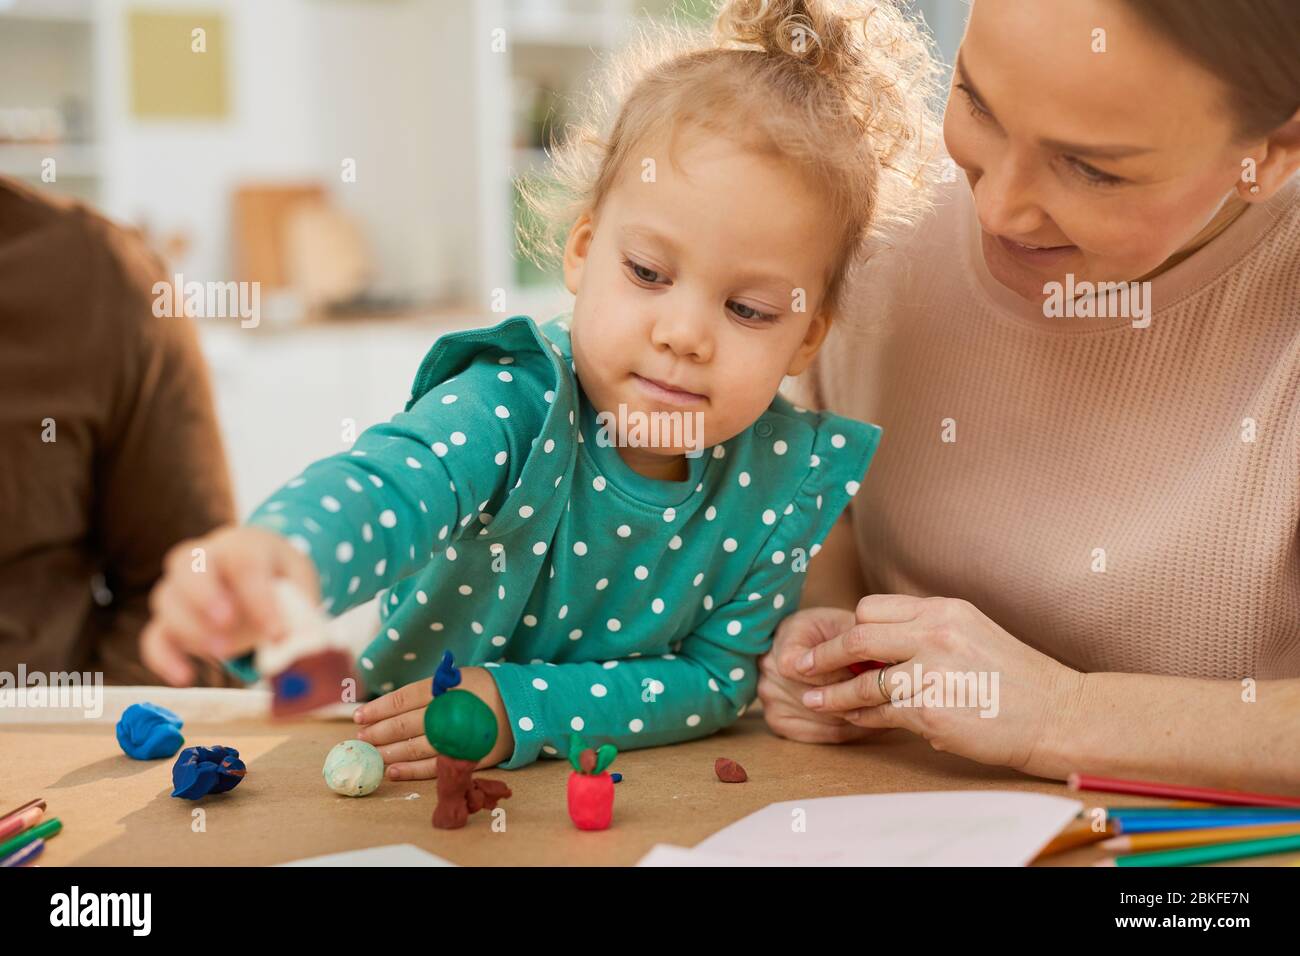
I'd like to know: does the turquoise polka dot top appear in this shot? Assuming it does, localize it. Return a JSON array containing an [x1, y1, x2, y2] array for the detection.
[[246, 314, 882, 768]]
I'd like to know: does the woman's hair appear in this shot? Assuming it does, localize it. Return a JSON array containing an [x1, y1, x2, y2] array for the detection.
[[517, 0, 944, 318], [1122, 0, 1300, 140]]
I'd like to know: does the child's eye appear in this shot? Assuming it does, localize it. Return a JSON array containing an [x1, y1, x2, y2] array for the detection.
[[1062, 156, 1125, 188], [622, 258, 667, 286], [728, 300, 776, 323]]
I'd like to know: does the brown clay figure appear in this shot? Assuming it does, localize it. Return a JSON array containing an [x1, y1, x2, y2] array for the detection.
[[423, 651, 511, 829]]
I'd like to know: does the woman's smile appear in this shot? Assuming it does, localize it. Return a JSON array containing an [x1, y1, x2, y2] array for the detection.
[[982, 229, 1079, 291]]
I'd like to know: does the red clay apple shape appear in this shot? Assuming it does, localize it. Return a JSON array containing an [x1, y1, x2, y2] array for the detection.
[[566, 733, 616, 831]]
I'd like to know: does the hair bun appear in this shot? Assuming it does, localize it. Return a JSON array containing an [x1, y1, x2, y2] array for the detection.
[[714, 0, 851, 77]]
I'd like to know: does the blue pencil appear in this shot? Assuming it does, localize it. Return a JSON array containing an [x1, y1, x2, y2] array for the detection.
[[0, 837, 44, 867], [1116, 813, 1300, 834], [1105, 806, 1300, 818]]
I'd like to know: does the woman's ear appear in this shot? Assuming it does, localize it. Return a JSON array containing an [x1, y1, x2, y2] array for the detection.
[[1238, 107, 1300, 201], [562, 213, 595, 295], [785, 306, 833, 377]]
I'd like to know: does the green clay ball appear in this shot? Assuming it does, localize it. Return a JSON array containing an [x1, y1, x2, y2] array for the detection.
[[424, 689, 497, 762], [322, 740, 384, 797]]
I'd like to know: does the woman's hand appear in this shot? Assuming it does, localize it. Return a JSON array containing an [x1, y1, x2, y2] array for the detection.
[[757, 606, 888, 745], [351, 667, 514, 779], [795, 594, 1088, 776]]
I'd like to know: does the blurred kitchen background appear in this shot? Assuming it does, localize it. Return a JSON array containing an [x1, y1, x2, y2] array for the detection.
[[0, 0, 963, 514]]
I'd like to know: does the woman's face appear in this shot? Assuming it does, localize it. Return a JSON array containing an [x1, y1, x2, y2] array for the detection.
[[945, 0, 1257, 300]]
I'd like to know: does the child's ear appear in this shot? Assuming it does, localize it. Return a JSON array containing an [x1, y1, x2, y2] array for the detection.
[[562, 213, 596, 295], [785, 306, 833, 377]]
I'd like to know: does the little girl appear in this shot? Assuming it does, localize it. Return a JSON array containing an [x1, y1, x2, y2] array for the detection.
[[143, 0, 940, 775]]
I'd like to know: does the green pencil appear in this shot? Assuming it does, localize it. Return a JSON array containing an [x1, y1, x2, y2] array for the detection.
[[0, 817, 61, 859], [1103, 831, 1300, 867]]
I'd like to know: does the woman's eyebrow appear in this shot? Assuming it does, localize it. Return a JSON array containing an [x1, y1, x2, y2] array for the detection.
[[1036, 137, 1153, 159], [955, 53, 1152, 160]]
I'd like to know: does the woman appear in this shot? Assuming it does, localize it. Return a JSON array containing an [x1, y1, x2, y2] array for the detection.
[[761, 0, 1300, 791]]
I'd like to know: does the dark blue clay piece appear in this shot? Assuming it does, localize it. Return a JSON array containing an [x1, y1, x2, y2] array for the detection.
[[431, 650, 461, 698], [171, 745, 247, 799]]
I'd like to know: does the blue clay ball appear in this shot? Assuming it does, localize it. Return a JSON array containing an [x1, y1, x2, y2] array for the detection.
[[116, 702, 185, 760], [323, 740, 384, 797]]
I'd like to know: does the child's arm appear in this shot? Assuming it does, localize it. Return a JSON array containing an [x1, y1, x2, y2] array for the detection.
[[484, 578, 800, 767], [142, 343, 555, 685], [246, 346, 553, 617], [354, 580, 794, 777], [357, 560, 808, 774]]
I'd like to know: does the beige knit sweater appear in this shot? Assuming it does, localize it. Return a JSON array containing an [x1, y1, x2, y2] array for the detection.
[[796, 175, 1299, 680]]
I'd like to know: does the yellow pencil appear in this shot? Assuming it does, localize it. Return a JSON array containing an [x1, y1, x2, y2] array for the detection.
[[1101, 821, 1300, 853], [1033, 819, 1115, 860]]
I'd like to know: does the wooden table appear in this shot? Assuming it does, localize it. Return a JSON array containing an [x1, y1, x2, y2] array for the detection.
[[15, 706, 1287, 867]]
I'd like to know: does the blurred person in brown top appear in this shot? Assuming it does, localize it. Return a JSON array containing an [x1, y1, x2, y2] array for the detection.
[[0, 176, 238, 685]]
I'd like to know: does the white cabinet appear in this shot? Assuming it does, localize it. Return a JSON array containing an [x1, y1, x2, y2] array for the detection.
[[198, 314, 487, 516]]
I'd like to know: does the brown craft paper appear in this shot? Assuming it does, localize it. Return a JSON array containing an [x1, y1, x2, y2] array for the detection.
[[4, 713, 1282, 867]]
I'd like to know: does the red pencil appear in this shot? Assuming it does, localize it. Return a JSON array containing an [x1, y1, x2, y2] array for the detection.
[[1068, 773, 1300, 809], [0, 806, 44, 841], [0, 799, 45, 827]]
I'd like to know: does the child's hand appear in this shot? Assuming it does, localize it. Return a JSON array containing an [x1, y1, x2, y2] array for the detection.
[[757, 606, 887, 744], [352, 667, 515, 779], [141, 525, 320, 685]]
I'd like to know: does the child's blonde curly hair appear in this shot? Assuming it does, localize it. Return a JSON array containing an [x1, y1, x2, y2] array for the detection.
[[517, 0, 944, 318]]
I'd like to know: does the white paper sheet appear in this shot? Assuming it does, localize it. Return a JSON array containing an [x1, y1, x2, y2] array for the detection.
[[638, 791, 1082, 866], [278, 844, 455, 867]]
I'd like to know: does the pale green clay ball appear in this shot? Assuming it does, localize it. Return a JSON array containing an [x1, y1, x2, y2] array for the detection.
[[323, 740, 384, 797]]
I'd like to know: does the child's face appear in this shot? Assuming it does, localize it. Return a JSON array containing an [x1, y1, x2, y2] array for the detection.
[[562, 125, 838, 481]]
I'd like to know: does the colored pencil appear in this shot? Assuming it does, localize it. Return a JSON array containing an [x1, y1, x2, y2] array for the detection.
[[0, 838, 44, 867], [1102, 821, 1300, 853], [1069, 773, 1300, 808], [1098, 832, 1300, 867], [1116, 813, 1300, 834], [1103, 805, 1300, 818], [0, 806, 44, 841], [1032, 819, 1114, 860], [0, 817, 60, 859], [0, 798, 44, 826]]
